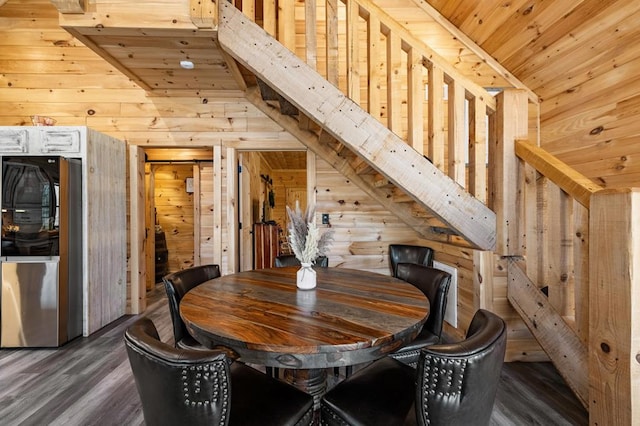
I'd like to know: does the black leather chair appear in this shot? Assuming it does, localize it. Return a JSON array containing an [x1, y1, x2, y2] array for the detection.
[[388, 244, 434, 277], [162, 264, 221, 350], [274, 254, 329, 267], [320, 309, 507, 426], [390, 263, 452, 367], [125, 317, 314, 426]]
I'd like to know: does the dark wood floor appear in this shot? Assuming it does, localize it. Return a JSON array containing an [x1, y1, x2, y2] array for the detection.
[[0, 284, 588, 425]]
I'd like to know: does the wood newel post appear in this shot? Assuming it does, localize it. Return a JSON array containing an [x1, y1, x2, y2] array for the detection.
[[493, 89, 527, 256], [589, 188, 640, 425]]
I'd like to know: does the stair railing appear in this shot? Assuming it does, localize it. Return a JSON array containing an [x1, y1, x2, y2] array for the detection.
[[506, 139, 605, 409], [222, 3, 640, 419], [514, 140, 603, 343], [227, 0, 525, 206]]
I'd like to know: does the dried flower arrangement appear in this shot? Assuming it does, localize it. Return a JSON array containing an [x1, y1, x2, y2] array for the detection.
[[286, 203, 334, 265]]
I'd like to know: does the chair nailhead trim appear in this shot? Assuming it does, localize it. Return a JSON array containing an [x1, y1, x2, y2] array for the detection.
[[421, 355, 468, 422], [180, 362, 230, 421]]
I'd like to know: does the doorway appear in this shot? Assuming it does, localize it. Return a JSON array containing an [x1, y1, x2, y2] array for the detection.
[[238, 151, 307, 271], [143, 148, 213, 290], [128, 146, 312, 313]]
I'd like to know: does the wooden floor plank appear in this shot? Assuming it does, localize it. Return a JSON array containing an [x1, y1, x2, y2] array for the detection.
[[0, 284, 588, 425]]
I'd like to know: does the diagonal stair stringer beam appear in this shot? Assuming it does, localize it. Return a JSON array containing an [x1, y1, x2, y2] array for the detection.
[[246, 87, 458, 244], [507, 258, 588, 408], [218, 2, 496, 250]]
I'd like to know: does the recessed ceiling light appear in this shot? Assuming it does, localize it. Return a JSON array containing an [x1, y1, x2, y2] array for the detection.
[[180, 60, 195, 70]]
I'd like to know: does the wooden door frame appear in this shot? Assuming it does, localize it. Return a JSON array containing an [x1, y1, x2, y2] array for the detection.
[[127, 142, 312, 313], [233, 148, 315, 274]]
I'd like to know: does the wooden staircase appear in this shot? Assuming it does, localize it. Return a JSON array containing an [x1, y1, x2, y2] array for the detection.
[[217, 3, 598, 409], [218, 2, 496, 251]]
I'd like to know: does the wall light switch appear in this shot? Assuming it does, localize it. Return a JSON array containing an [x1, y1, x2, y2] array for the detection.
[[321, 213, 330, 224]]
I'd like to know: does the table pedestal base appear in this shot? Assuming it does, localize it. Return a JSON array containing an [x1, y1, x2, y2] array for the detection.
[[283, 368, 327, 410]]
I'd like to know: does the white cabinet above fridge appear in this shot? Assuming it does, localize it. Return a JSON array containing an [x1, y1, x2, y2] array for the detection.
[[0, 126, 83, 155]]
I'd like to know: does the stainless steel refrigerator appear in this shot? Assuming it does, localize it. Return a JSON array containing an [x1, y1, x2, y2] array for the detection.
[[0, 156, 82, 347]]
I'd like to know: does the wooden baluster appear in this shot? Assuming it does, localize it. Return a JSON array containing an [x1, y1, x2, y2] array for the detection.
[[305, 0, 318, 70], [387, 31, 402, 134], [408, 48, 424, 155], [367, 14, 380, 119], [468, 97, 488, 202], [263, 0, 277, 36], [346, 0, 360, 103], [428, 63, 444, 163], [448, 78, 466, 185], [326, 0, 339, 85], [545, 183, 575, 322], [241, 0, 255, 20], [278, 0, 296, 51]]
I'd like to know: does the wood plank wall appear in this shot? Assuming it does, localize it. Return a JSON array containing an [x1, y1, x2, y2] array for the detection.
[[269, 168, 307, 234], [0, 0, 295, 308], [152, 164, 195, 273], [0, 0, 545, 359]]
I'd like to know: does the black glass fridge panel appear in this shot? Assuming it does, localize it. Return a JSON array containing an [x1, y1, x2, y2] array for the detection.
[[1, 157, 60, 256]]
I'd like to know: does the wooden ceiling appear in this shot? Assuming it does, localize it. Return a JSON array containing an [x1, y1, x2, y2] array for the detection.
[[410, 0, 640, 187], [59, 27, 242, 91], [260, 151, 307, 170], [390, 0, 640, 104]]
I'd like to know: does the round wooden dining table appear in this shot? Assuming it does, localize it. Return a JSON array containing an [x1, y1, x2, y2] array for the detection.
[[180, 266, 429, 408]]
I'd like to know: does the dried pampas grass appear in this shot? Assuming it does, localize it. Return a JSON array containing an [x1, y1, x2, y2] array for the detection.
[[286, 204, 334, 265]]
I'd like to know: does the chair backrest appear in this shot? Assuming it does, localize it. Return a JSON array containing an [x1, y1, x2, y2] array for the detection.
[[388, 244, 434, 277], [274, 254, 329, 267], [162, 264, 221, 346], [415, 309, 507, 426], [124, 317, 233, 426], [396, 263, 451, 338]]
